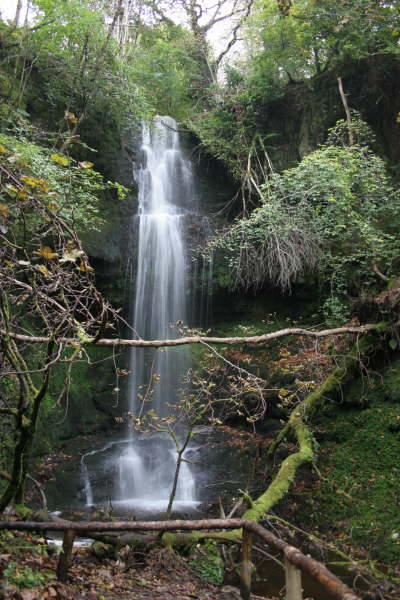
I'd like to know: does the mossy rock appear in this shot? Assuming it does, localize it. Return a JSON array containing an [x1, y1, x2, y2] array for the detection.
[[91, 541, 115, 559]]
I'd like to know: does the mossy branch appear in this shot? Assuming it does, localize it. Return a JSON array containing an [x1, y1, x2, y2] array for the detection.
[[161, 327, 388, 546]]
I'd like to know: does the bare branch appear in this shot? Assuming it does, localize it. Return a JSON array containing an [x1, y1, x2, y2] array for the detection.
[[0, 323, 383, 349], [216, 0, 254, 65]]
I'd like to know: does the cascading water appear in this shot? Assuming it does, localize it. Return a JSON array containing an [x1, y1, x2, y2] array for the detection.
[[79, 116, 210, 514], [115, 116, 198, 511], [128, 116, 192, 414]]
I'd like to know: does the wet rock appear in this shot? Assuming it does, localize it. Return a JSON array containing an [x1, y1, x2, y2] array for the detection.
[[90, 541, 114, 559]]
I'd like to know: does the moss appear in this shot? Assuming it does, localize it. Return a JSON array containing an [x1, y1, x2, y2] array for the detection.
[[384, 359, 400, 402], [32, 345, 122, 457], [244, 416, 314, 523], [308, 379, 400, 564]]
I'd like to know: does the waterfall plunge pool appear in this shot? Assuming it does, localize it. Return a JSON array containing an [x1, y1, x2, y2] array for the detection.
[[41, 427, 261, 520]]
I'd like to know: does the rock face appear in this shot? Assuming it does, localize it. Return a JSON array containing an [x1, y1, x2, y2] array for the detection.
[[253, 54, 400, 172]]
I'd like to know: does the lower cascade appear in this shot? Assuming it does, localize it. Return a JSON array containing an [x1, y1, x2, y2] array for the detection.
[[81, 116, 202, 514]]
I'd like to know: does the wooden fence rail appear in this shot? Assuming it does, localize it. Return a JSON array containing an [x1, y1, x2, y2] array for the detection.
[[0, 518, 361, 600]]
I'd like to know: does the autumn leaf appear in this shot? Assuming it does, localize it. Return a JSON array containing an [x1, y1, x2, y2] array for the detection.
[[0, 204, 9, 217], [5, 183, 18, 195], [21, 175, 49, 192], [7, 153, 22, 163], [0, 143, 7, 153], [34, 247, 57, 260], [50, 153, 69, 166], [78, 161, 94, 169], [64, 110, 78, 124], [78, 259, 93, 272], [37, 264, 51, 276]]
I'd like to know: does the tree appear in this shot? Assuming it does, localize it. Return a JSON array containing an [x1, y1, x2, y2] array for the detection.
[[0, 130, 121, 511], [208, 116, 400, 320]]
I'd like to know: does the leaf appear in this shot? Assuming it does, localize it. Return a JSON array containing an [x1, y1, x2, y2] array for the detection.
[[389, 338, 398, 350], [37, 265, 51, 276], [5, 183, 18, 195], [20, 176, 49, 193], [78, 161, 94, 169], [64, 110, 78, 124], [0, 204, 9, 217], [78, 259, 93, 272], [0, 144, 7, 153], [60, 247, 84, 263], [34, 247, 57, 260], [50, 153, 69, 166], [7, 153, 22, 163]]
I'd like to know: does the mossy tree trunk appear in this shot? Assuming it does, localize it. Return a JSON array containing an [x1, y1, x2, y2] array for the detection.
[[0, 324, 53, 512]]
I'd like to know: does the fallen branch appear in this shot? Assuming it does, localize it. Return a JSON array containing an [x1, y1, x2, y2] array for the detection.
[[0, 518, 361, 600], [267, 329, 383, 458], [0, 323, 383, 348], [241, 329, 385, 526]]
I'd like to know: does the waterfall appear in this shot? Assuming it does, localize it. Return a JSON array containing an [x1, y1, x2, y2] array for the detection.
[[79, 116, 210, 514], [127, 116, 192, 416], [116, 116, 198, 511]]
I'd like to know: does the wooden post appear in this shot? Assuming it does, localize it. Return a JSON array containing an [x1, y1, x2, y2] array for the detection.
[[284, 555, 302, 600], [57, 529, 76, 582], [240, 528, 252, 600]]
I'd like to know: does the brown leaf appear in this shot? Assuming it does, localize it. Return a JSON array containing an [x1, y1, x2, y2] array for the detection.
[[0, 203, 9, 217]]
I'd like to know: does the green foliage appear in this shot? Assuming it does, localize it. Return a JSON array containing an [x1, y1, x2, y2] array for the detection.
[[209, 116, 400, 321], [188, 541, 224, 585], [0, 130, 125, 234], [0, 0, 205, 139], [245, 0, 400, 85], [190, 1, 400, 179], [129, 25, 204, 120], [3, 561, 52, 589]]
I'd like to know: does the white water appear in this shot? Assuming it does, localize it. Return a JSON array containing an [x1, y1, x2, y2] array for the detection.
[[116, 117, 198, 511], [80, 117, 204, 514], [127, 116, 192, 416]]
